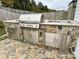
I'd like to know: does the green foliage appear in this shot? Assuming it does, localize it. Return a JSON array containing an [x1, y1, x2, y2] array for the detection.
[[31, 0, 36, 6], [1, 0, 54, 12], [0, 21, 5, 36], [38, 2, 43, 9]]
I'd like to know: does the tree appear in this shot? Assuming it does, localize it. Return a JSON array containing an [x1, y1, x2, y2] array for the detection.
[[1, 0, 54, 12], [31, 0, 36, 6], [38, 2, 44, 12], [1, 0, 14, 7], [43, 6, 49, 12], [31, 0, 38, 12], [38, 2, 43, 9]]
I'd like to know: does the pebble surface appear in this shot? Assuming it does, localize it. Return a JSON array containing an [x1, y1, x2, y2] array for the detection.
[[0, 38, 75, 59]]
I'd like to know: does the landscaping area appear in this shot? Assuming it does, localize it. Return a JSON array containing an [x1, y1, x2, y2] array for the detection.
[[0, 21, 5, 36]]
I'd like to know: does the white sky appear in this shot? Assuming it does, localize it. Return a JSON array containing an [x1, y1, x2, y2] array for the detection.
[[34, 0, 72, 10]]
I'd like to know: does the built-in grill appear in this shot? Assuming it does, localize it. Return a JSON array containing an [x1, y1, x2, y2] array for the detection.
[[19, 14, 43, 28]]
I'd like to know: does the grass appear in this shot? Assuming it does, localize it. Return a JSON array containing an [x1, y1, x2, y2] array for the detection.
[[0, 21, 5, 37]]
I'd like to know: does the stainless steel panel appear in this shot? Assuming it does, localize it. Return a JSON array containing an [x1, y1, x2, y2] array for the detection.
[[45, 33, 66, 49], [29, 31, 38, 44], [23, 28, 38, 44], [7, 28, 19, 40]]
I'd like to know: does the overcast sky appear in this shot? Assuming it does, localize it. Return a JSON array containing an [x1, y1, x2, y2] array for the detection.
[[34, 0, 72, 10]]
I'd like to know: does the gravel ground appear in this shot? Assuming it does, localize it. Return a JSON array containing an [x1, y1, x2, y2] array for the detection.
[[0, 38, 75, 59]]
